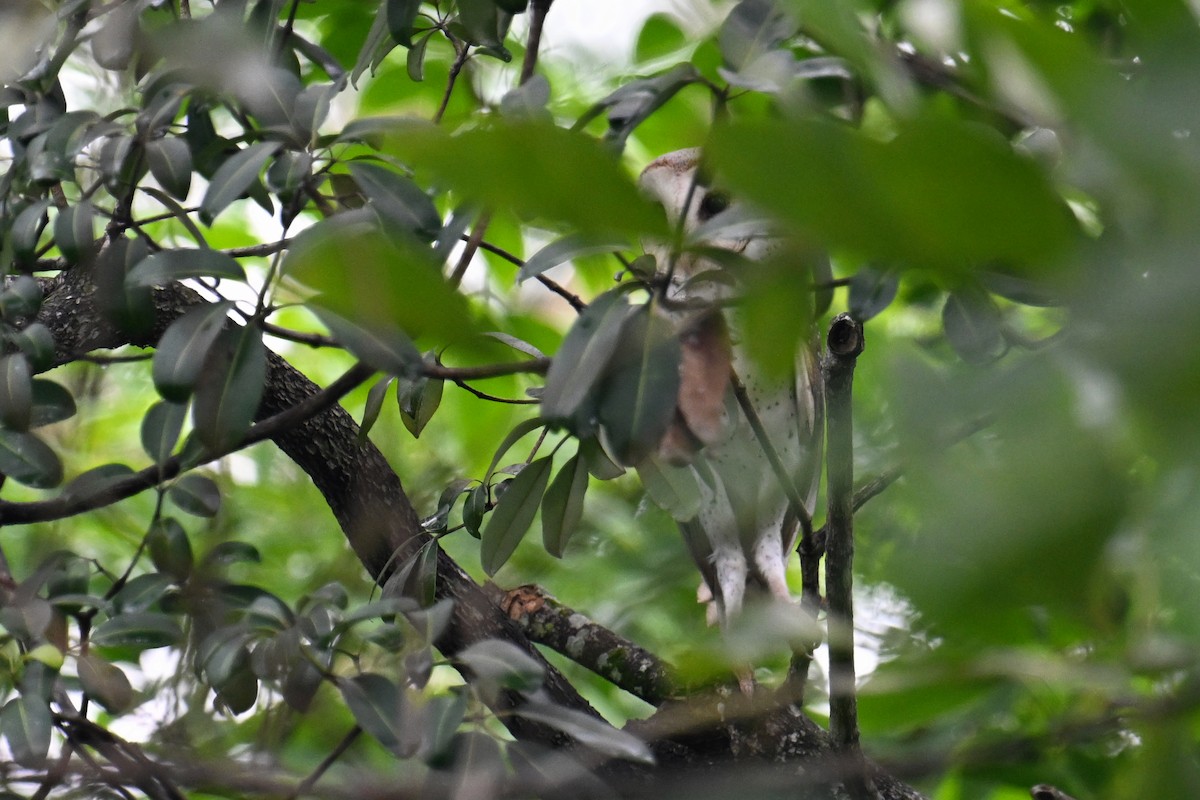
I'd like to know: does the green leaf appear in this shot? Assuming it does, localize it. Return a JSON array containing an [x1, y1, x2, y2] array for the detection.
[[0, 276, 43, 320], [943, 290, 1006, 364], [127, 249, 246, 289], [0, 354, 33, 431], [1, 696, 51, 767], [200, 141, 281, 225], [111, 573, 173, 614], [53, 202, 96, 263], [14, 324, 56, 372], [457, 639, 545, 693], [146, 137, 193, 200], [718, 0, 795, 72], [517, 699, 655, 764], [286, 211, 476, 346], [152, 301, 233, 402], [338, 673, 407, 754], [397, 362, 443, 438], [29, 380, 76, 429], [92, 1, 139, 70], [596, 305, 681, 466], [580, 437, 625, 480], [541, 290, 636, 431], [481, 455, 553, 575], [848, 266, 899, 322], [463, 483, 487, 538], [61, 464, 134, 505], [0, 429, 62, 488], [386, 122, 666, 237], [311, 306, 420, 376], [347, 161, 441, 240], [386, 0, 422, 46], [141, 400, 187, 464], [710, 116, 1077, 268], [455, 0, 506, 48], [637, 459, 703, 521], [92, 612, 183, 649], [10, 200, 50, 268], [169, 473, 221, 517], [483, 416, 547, 484], [204, 540, 262, 568], [147, 517, 194, 581], [406, 31, 432, 81], [541, 454, 589, 557], [577, 64, 700, 149], [78, 654, 134, 712], [519, 233, 628, 283], [358, 376, 394, 442], [193, 325, 267, 453]]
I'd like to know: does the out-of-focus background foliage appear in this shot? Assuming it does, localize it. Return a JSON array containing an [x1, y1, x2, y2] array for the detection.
[[2, 0, 1200, 798]]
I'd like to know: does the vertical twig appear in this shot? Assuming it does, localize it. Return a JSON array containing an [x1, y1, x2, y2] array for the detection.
[[823, 313, 871, 797], [519, 0, 553, 85]]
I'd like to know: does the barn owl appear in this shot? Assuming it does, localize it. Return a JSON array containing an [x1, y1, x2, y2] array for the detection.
[[638, 148, 824, 624]]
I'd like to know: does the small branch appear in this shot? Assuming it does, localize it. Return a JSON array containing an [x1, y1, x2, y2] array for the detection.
[[449, 210, 493, 287], [288, 726, 361, 800], [434, 41, 471, 124], [519, 0, 553, 85], [471, 237, 586, 312], [0, 363, 375, 526], [451, 379, 539, 405], [486, 583, 675, 705], [425, 358, 549, 380], [822, 313, 870, 797]]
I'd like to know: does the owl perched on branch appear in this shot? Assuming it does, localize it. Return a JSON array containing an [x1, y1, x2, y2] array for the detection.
[[638, 148, 824, 624]]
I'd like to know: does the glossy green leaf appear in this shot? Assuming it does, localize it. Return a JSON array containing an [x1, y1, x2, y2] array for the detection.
[[61, 463, 134, 505], [943, 290, 1006, 364], [193, 325, 267, 453], [0, 429, 62, 488], [387, 122, 666, 236], [1, 696, 51, 767], [339, 673, 406, 754], [541, 454, 589, 557], [286, 211, 476, 346], [463, 483, 488, 538], [358, 376, 393, 443], [169, 473, 221, 518], [0, 354, 33, 431], [386, 0, 421, 46], [29, 380, 76, 429], [152, 301, 233, 402], [311, 306, 420, 376], [92, 1, 139, 70], [53, 202, 96, 263], [347, 161, 441, 240], [10, 200, 50, 268], [127, 249, 246, 289], [92, 612, 184, 649], [517, 699, 655, 764], [519, 233, 629, 283], [141, 400, 187, 464], [637, 458, 703, 521], [848, 267, 899, 322], [483, 416, 547, 484], [458, 639, 545, 693], [14, 323, 56, 372], [481, 455, 553, 575], [146, 136, 193, 200], [78, 654, 134, 712], [541, 290, 636, 432], [200, 141, 281, 225], [710, 116, 1077, 268], [147, 517, 194, 581], [397, 365, 442, 439], [578, 64, 700, 149], [596, 305, 681, 466], [406, 30, 431, 81], [0, 276, 43, 320]]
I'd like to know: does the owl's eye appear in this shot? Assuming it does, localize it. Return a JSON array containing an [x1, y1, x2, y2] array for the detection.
[[697, 190, 730, 221]]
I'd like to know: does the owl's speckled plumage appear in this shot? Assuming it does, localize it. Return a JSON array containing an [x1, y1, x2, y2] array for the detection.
[[639, 149, 823, 623]]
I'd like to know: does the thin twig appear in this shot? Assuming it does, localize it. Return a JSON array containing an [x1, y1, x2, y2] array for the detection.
[[287, 727, 361, 800], [0, 363, 376, 526], [471, 237, 586, 312], [822, 313, 871, 798], [433, 41, 470, 124]]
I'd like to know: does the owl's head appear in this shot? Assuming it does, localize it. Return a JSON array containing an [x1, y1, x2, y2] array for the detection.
[[637, 149, 776, 298]]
